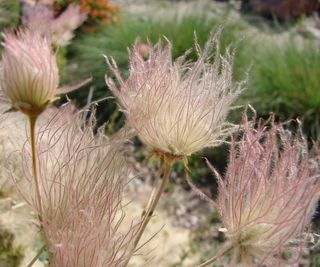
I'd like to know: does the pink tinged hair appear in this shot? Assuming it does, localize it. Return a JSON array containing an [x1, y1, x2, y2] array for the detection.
[[8, 105, 140, 267], [1, 30, 59, 108], [209, 113, 320, 265], [105, 31, 243, 156]]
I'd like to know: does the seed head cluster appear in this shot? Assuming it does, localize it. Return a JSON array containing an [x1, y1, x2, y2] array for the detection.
[[9, 105, 139, 267], [106, 32, 242, 157], [211, 114, 320, 266]]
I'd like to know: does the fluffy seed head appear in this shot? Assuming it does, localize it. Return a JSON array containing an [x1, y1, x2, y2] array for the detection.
[[212, 113, 320, 266], [106, 31, 242, 157], [9, 105, 139, 267], [1, 30, 59, 114]]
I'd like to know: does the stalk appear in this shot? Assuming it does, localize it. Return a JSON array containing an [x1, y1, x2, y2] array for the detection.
[[27, 245, 45, 267], [29, 115, 43, 218], [26, 115, 47, 267], [196, 241, 234, 267], [124, 162, 172, 266]]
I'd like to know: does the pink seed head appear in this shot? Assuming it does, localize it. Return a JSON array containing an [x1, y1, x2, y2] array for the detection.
[[9, 105, 139, 267], [212, 113, 320, 266], [1, 30, 59, 114], [106, 31, 243, 157]]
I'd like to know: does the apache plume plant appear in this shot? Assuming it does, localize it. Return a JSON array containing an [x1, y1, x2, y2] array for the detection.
[[106, 31, 242, 161], [198, 114, 320, 267], [0, 29, 90, 258], [106, 30, 243, 258], [0, 29, 61, 225], [9, 105, 139, 267]]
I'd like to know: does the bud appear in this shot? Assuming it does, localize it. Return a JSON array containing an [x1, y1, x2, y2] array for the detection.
[[1, 30, 59, 116]]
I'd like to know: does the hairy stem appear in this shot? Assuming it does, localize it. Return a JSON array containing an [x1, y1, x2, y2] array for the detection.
[[196, 241, 234, 267], [124, 162, 172, 266], [29, 115, 43, 218]]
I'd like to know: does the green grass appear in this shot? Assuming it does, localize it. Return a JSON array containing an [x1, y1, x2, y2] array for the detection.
[[243, 37, 320, 140], [0, 0, 20, 55], [0, 0, 19, 31]]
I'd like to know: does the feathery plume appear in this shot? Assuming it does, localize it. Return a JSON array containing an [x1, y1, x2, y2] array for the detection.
[[1, 30, 59, 116], [9, 105, 139, 267], [205, 113, 320, 266], [21, 1, 86, 47], [106, 31, 243, 161]]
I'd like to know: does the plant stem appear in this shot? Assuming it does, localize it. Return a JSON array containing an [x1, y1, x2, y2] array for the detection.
[[134, 162, 171, 248], [27, 115, 50, 267], [29, 115, 43, 219], [124, 162, 172, 266], [196, 241, 234, 267], [27, 245, 45, 267]]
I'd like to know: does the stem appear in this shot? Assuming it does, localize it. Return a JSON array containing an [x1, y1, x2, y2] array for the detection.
[[27, 116, 51, 267], [134, 162, 171, 248], [124, 162, 172, 266], [29, 115, 43, 219], [196, 241, 234, 267], [27, 245, 45, 267]]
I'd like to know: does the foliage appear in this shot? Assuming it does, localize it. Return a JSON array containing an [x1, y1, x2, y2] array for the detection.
[[0, 228, 23, 267], [0, 0, 19, 33], [54, 0, 119, 25], [244, 37, 320, 140]]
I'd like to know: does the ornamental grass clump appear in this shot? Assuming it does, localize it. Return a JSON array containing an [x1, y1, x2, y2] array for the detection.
[[198, 113, 320, 267], [9, 105, 139, 267]]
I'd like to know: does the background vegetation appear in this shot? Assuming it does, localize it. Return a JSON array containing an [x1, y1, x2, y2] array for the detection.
[[63, 6, 320, 187], [1, 1, 320, 266]]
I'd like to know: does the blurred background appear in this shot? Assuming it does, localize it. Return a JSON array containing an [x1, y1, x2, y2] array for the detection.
[[0, 0, 320, 266]]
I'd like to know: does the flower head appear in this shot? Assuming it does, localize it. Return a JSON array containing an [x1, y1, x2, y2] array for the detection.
[[106, 31, 242, 159], [1, 30, 59, 115], [21, 2, 86, 47], [9, 105, 139, 267], [211, 113, 320, 266]]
